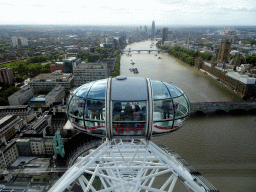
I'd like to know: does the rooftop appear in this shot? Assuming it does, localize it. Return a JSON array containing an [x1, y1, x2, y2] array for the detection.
[[0, 105, 30, 110], [226, 71, 256, 85], [8, 85, 33, 98], [0, 114, 15, 125], [46, 85, 63, 97], [30, 95, 45, 102], [75, 62, 106, 69], [31, 72, 73, 81]]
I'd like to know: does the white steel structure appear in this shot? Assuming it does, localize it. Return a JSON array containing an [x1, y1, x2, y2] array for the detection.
[[49, 76, 219, 192]]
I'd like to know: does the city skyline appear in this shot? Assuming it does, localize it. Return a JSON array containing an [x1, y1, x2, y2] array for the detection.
[[0, 0, 255, 26]]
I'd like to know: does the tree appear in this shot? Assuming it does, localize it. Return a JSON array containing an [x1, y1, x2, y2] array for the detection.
[[37, 88, 50, 95], [0, 97, 8, 106], [65, 89, 70, 96], [15, 75, 25, 83]]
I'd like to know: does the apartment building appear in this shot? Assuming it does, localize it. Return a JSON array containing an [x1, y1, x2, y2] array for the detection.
[[28, 70, 74, 92], [73, 62, 108, 87], [0, 68, 14, 85]]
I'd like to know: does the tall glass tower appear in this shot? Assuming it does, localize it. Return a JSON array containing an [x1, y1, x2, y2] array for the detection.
[[151, 20, 155, 40]]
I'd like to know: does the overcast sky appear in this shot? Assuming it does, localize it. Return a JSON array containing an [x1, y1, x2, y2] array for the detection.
[[0, 0, 255, 26]]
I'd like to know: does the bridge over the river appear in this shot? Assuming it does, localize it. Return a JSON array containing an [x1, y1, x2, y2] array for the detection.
[[122, 49, 162, 54], [190, 101, 256, 114]]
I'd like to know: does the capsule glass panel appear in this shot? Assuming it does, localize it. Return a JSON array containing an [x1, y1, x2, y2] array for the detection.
[[151, 80, 190, 136], [151, 80, 170, 100], [173, 96, 189, 118], [85, 99, 105, 120], [152, 121, 174, 134], [73, 81, 94, 97], [112, 101, 147, 137], [85, 121, 106, 135], [153, 99, 174, 121], [69, 116, 84, 130], [68, 96, 85, 119], [87, 79, 107, 100]]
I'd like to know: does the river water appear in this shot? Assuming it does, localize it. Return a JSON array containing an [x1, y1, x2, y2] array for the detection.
[[120, 40, 256, 192]]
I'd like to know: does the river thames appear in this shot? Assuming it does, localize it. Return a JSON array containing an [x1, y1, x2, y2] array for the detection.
[[120, 40, 256, 191]]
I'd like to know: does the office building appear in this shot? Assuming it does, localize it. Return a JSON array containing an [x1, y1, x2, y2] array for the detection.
[[218, 38, 232, 62], [8, 85, 34, 105], [25, 115, 51, 134], [162, 28, 168, 45], [0, 115, 23, 143], [50, 62, 64, 73], [29, 85, 65, 108], [28, 71, 74, 92], [0, 105, 36, 124], [0, 68, 14, 85], [151, 21, 155, 39], [16, 138, 32, 156], [45, 85, 65, 106], [63, 57, 81, 73], [30, 138, 46, 155], [49, 106, 67, 134], [0, 140, 19, 169], [101, 58, 116, 77], [11, 157, 51, 183], [16, 136, 54, 157], [73, 62, 108, 87]]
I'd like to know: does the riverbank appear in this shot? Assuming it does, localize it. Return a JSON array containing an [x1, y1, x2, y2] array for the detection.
[[164, 53, 243, 101]]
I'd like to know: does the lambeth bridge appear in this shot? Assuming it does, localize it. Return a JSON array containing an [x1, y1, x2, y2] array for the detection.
[[190, 101, 256, 114], [122, 49, 163, 54]]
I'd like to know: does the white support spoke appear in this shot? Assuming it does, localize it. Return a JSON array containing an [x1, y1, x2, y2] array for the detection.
[[160, 174, 174, 191], [168, 176, 178, 192], [134, 150, 148, 191], [49, 140, 218, 192], [145, 169, 159, 192]]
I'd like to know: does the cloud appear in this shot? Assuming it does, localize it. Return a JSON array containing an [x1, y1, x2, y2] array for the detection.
[[157, 0, 186, 5], [30, 4, 45, 7], [220, 6, 256, 12], [0, 3, 16, 6]]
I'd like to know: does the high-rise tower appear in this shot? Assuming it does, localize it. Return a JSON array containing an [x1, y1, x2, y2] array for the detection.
[[151, 20, 155, 40], [162, 27, 168, 45]]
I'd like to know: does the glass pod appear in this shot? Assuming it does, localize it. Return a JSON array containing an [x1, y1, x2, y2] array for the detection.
[[66, 76, 190, 140]]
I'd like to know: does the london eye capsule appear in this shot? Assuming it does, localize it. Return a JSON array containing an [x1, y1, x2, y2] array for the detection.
[[66, 76, 190, 140]]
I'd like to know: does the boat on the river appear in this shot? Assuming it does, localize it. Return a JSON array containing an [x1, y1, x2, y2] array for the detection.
[[133, 68, 139, 74]]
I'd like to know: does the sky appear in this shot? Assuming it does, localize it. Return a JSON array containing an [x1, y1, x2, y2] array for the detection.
[[0, 0, 255, 26]]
